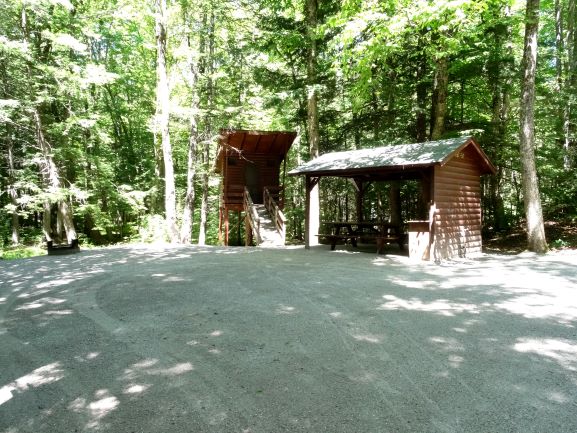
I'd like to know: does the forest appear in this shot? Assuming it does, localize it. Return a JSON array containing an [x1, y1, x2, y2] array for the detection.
[[0, 0, 576, 257]]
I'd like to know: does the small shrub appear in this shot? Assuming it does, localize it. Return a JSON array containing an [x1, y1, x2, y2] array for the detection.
[[0, 245, 45, 260], [550, 238, 569, 249]]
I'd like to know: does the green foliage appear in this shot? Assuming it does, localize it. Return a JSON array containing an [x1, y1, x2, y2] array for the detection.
[[1, 0, 576, 248], [550, 238, 569, 249], [0, 246, 45, 260]]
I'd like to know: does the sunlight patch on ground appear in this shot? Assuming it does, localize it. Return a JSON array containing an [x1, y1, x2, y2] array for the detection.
[[495, 291, 577, 325], [429, 336, 465, 352], [547, 391, 570, 404], [276, 305, 297, 314], [389, 278, 437, 289], [123, 384, 150, 394], [378, 295, 479, 316], [513, 338, 577, 372], [0, 362, 64, 405], [123, 359, 194, 380], [17, 288, 51, 299], [74, 352, 100, 363], [15, 297, 66, 311], [42, 309, 74, 316], [351, 334, 382, 343], [69, 389, 120, 430], [35, 278, 76, 289]]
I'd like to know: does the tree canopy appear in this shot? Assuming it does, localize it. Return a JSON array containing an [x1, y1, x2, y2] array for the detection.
[[1, 0, 576, 254]]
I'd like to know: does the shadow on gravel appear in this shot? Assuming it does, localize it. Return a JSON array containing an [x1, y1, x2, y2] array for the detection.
[[1, 246, 576, 432]]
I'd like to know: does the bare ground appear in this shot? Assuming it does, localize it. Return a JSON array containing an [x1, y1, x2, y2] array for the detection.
[[1, 244, 576, 433]]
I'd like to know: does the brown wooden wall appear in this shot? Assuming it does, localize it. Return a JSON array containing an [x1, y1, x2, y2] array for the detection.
[[431, 145, 483, 260], [222, 152, 282, 209]]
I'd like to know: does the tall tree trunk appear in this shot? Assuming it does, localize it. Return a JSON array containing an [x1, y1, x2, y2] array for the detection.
[[155, 0, 178, 242], [415, 33, 428, 142], [198, 10, 215, 246], [305, 0, 320, 248], [20, 5, 76, 243], [563, 0, 577, 169], [430, 56, 448, 140], [554, 0, 569, 169], [487, 3, 513, 232], [519, 0, 548, 253], [1, 55, 20, 245], [180, 33, 199, 244], [33, 108, 77, 243], [7, 138, 20, 245], [198, 141, 210, 246]]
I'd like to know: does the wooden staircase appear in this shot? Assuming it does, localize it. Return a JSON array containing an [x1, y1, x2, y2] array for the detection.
[[244, 187, 286, 247]]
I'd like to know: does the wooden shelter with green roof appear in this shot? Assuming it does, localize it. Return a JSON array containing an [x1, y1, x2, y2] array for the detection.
[[289, 136, 496, 261]]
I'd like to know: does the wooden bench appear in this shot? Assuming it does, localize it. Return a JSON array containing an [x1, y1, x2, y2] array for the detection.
[[318, 233, 404, 253], [47, 239, 80, 255], [316, 234, 358, 250], [318, 221, 405, 253]]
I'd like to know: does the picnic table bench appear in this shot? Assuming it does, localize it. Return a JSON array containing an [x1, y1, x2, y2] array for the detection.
[[318, 221, 404, 253]]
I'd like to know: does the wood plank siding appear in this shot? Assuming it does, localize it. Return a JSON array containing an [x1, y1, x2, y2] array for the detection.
[[432, 145, 483, 260], [222, 153, 282, 207]]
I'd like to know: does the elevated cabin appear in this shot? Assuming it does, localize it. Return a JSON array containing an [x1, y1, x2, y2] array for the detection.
[[289, 136, 496, 261], [215, 129, 296, 245]]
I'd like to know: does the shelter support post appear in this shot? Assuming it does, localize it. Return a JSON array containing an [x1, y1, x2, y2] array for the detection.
[[353, 178, 364, 223], [224, 209, 230, 246], [218, 207, 223, 244], [408, 220, 431, 261], [245, 212, 253, 246], [305, 175, 320, 249]]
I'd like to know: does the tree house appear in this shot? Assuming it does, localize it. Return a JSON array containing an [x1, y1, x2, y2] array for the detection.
[[215, 129, 296, 246]]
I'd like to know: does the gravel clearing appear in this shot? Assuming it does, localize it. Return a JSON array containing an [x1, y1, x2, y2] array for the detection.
[[1, 244, 576, 433]]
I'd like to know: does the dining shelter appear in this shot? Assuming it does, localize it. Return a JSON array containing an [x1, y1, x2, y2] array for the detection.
[[289, 136, 496, 261]]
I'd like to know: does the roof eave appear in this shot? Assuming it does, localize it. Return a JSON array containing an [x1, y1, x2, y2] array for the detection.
[[288, 162, 436, 177], [439, 137, 497, 175]]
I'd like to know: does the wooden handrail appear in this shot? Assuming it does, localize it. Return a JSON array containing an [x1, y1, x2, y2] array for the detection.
[[243, 187, 262, 245], [263, 186, 286, 244]]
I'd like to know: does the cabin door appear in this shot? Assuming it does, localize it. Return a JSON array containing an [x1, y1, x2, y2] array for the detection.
[[245, 162, 261, 203]]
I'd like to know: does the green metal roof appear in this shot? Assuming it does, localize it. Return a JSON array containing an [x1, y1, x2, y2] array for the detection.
[[289, 136, 495, 176]]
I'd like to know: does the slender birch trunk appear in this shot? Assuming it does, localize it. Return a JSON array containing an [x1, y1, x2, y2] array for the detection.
[[519, 0, 548, 253], [198, 10, 215, 246], [430, 56, 448, 140], [155, 0, 178, 242], [305, 0, 320, 247], [180, 23, 200, 243]]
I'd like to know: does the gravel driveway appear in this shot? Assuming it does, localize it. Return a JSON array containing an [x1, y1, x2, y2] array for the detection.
[[1, 244, 576, 432]]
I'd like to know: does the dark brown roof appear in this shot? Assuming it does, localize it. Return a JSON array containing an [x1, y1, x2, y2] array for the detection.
[[215, 129, 297, 173]]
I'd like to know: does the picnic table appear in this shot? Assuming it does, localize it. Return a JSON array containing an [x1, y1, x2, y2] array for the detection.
[[318, 221, 404, 253]]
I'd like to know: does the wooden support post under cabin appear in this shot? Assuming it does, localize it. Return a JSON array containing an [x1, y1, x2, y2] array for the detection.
[[224, 209, 230, 246], [237, 210, 242, 245], [245, 212, 252, 246], [389, 181, 401, 227], [305, 175, 320, 249], [218, 207, 223, 244]]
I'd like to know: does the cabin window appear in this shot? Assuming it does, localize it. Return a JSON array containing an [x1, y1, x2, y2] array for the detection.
[[227, 157, 237, 166]]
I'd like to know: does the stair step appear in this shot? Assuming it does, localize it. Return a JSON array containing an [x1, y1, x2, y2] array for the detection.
[[252, 204, 284, 247]]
